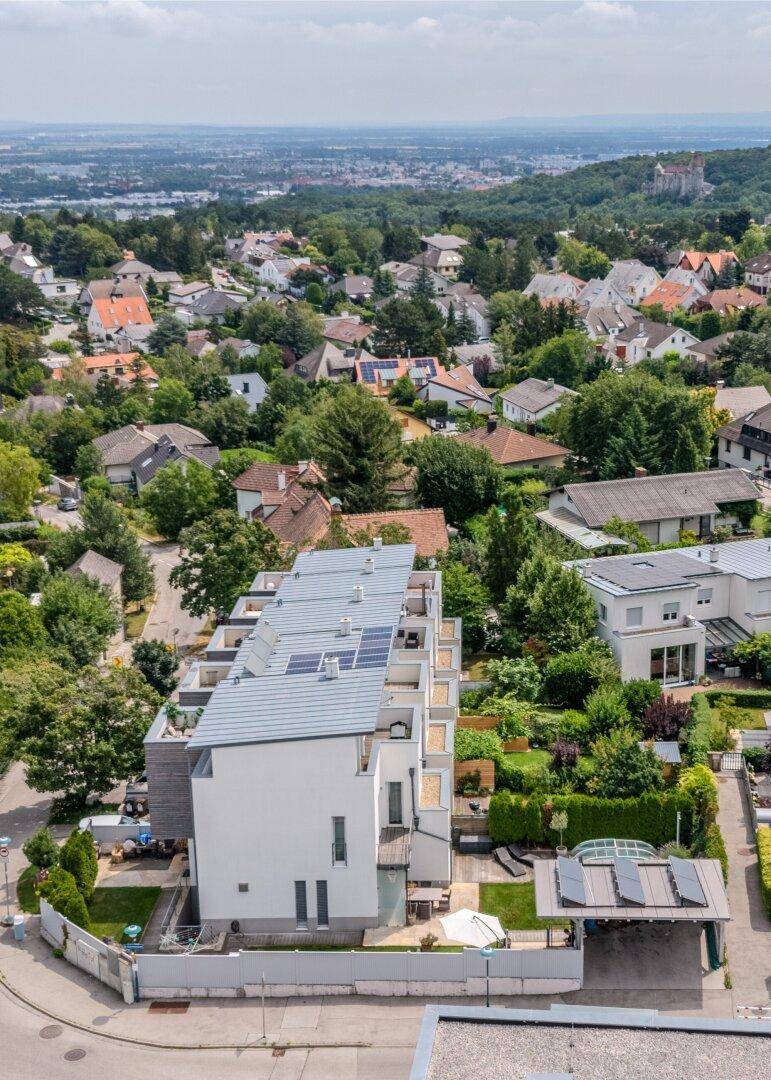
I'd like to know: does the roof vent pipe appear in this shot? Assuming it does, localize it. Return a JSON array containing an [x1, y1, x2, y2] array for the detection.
[[340, 616, 352, 637], [710, 547, 719, 563], [324, 656, 340, 680], [353, 584, 364, 603], [373, 536, 383, 551], [364, 556, 375, 574]]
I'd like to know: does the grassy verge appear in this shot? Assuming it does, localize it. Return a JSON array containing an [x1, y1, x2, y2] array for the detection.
[[124, 598, 155, 640], [502, 749, 552, 769], [479, 882, 570, 931], [17, 865, 40, 914], [88, 886, 162, 941]]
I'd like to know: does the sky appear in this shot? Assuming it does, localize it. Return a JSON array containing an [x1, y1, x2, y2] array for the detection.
[[0, 0, 770, 126]]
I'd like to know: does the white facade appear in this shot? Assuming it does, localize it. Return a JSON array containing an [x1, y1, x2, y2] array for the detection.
[[39, 277, 79, 300], [225, 371, 269, 412], [620, 326, 700, 366]]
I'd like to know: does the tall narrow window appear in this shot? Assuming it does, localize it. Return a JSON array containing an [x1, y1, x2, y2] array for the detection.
[[332, 817, 346, 864], [316, 881, 329, 929], [294, 881, 307, 929], [388, 782, 403, 825]]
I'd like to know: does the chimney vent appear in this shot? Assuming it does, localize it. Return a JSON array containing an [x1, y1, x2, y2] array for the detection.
[[710, 547, 719, 563], [634, 466, 648, 478], [373, 536, 383, 550], [546, 377, 555, 390], [135, 421, 145, 432], [324, 656, 340, 680], [364, 556, 375, 574], [486, 417, 497, 434], [298, 460, 309, 474], [353, 584, 364, 603], [716, 379, 725, 389], [340, 616, 352, 637]]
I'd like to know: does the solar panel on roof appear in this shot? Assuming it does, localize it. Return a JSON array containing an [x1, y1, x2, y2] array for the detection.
[[285, 652, 323, 675], [612, 856, 645, 905], [556, 856, 587, 906], [668, 855, 707, 907]]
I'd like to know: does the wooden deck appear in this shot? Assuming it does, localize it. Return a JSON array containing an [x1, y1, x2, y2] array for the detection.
[[453, 852, 525, 884], [233, 931, 364, 949]]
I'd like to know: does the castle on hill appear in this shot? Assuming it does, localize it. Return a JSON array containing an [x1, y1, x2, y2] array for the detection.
[[643, 153, 714, 200]]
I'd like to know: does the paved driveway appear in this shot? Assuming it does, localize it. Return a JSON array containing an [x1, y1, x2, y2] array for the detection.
[[582, 922, 714, 991]]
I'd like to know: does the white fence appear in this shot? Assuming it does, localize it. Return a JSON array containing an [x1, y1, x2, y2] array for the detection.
[[136, 942, 583, 999], [40, 899, 136, 1003]]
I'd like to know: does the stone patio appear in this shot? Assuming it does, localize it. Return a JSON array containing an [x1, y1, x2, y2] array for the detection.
[[95, 851, 186, 889]]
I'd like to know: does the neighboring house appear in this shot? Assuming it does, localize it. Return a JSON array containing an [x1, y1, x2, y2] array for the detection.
[[523, 272, 585, 301], [177, 289, 244, 325], [605, 259, 661, 304], [639, 280, 703, 313], [66, 549, 124, 647], [113, 323, 157, 354], [322, 314, 374, 348], [257, 256, 310, 291], [542, 469, 759, 547], [569, 537, 771, 686], [87, 294, 154, 342], [684, 331, 737, 366], [340, 508, 449, 556], [581, 300, 638, 342], [52, 352, 158, 389], [717, 402, 771, 475], [330, 275, 374, 303], [225, 371, 269, 412], [129, 432, 220, 493], [457, 417, 569, 470], [693, 286, 766, 317], [499, 377, 577, 424], [662, 266, 709, 296], [92, 422, 216, 486], [409, 234, 468, 279], [14, 393, 69, 417], [38, 276, 79, 301], [420, 233, 469, 255], [225, 230, 294, 264], [233, 460, 329, 544], [614, 318, 700, 365], [744, 251, 771, 295], [144, 543, 458, 934], [77, 278, 146, 314], [388, 405, 433, 443], [379, 260, 450, 296], [187, 329, 217, 358], [287, 341, 358, 383], [713, 381, 771, 420], [418, 364, 493, 414], [356, 356, 444, 397], [216, 337, 260, 362], [433, 291, 491, 341], [450, 342, 503, 374], [168, 281, 211, 306], [675, 250, 738, 286], [576, 278, 627, 307]]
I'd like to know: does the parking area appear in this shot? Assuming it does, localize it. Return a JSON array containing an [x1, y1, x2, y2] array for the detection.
[[583, 922, 719, 991]]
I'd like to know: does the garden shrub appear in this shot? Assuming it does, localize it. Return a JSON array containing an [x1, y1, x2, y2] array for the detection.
[[480, 695, 536, 739], [22, 827, 59, 870], [743, 746, 771, 771], [38, 867, 90, 929], [584, 683, 630, 737], [454, 727, 502, 763], [757, 827, 771, 918], [683, 693, 712, 764], [705, 689, 771, 709], [556, 710, 592, 747], [459, 686, 491, 714], [678, 764, 719, 819], [59, 829, 98, 901], [702, 823, 729, 884], [486, 656, 542, 702], [642, 695, 692, 740], [542, 651, 599, 709], [622, 679, 661, 720], [709, 715, 735, 752]]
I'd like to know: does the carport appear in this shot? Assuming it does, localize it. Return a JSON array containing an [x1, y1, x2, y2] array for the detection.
[[533, 855, 730, 973]]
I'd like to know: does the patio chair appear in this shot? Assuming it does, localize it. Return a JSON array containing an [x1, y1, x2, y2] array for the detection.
[[494, 846, 527, 878], [506, 842, 536, 868]]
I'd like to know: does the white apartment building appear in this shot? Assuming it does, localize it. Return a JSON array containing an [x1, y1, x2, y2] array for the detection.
[[144, 543, 460, 934], [570, 538, 771, 686], [718, 403, 771, 478]]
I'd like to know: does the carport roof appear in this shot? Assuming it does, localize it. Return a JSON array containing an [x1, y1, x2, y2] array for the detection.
[[534, 858, 730, 922]]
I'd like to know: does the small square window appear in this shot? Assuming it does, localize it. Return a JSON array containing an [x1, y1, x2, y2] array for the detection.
[[598, 603, 607, 623], [238, 882, 249, 893], [697, 589, 712, 606], [626, 606, 643, 628], [663, 602, 680, 622]]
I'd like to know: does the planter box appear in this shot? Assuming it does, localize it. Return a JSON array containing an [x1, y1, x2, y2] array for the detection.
[[457, 715, 499, 731], [503, 736, 530, 753], [455, 758, 495, 792]]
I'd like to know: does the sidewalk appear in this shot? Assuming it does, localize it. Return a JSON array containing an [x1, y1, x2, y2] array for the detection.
[[716, 773, 771, 1005]]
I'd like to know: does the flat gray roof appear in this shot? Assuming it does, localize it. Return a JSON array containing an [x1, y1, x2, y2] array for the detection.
[[569, 549, 721, 595], [188, 544, 416, 750], [534, 858, 730, 922]]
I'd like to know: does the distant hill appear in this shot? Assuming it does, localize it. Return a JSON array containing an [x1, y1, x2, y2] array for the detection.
[[255, 145, 771, 233]]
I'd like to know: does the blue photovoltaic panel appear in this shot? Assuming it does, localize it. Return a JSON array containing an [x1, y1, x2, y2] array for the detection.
[[612, 857, 645, 906], [360, 360, 398, 384], [556, 856, 587, 906], [669, 856, 707, 907], [285, 652, 322, 675], [322, 649, 356, 671], [356, 657, 389, 669], [361, 625, 394, 638]]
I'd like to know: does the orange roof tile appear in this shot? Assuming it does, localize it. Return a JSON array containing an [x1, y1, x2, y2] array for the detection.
[[457, 424, 569, 466], [341, 508, 449, 556], [91, 296, 154, 330]]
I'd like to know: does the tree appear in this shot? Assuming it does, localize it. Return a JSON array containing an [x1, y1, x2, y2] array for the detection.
[[21, 665, 161, 801], [313, 386, 406, 512], [282, 301, 324, 357], [59, 827, 98, 900], [0, 590, 47, 656], [699, 310, 723, 340], [372, 267, 396, 300], [642, 694, 692, 740], [388, 373, 418, 406], [382, 224, 421, 261], [0, 442, 42, 520], [170, 510, 286, 617], [252, 376, 312, 443], [195, 395, 251, 449], [241, 301, 287, 344], [485, 656, 542, 701], [525, 564, 597, 654], [38, 573, 120, 667], [44, 408, 101, 476], [440, 560, 491, 652], [46, 493, 154, 604], [373, 295, 445, 357], [590, 728, 663, 799], [132, 639, 179, 696], [149, 378, 194, 424], [412, 263, 436, 298], [147, 314, 187, 355], [530, 330, 591, 388], [409, 437, 501, 524], [140, 459, 219, 540], [556, 237, 611, 280], [0, 542, 42, 592], [73, 441, 102, 485], [38, 867, 90, 928], [53, 223, 120, 277], [22, 826, 59, 870], [0, 262, 44, 321], [485, 486, 537, 601]]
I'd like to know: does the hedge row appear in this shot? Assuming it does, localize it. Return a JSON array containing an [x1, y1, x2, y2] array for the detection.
[[488, 790, 694, 849], [757, 827, 771, 919], [684, 693, 713, 764], [705, 689, 771, 709], [703, 823, 729, 884]]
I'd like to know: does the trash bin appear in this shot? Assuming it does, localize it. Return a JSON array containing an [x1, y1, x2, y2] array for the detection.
[[12, 914, 24, 942]]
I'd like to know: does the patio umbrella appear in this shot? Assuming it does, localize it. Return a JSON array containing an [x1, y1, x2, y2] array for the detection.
[[440, 908, 505, 947]]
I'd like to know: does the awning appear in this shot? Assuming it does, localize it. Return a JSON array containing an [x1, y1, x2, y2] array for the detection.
[[701, 616, 751, 652], [535, 507, 627, 551]]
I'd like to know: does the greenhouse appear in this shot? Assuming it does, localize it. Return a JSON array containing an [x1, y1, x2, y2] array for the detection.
[[570, 838, 658, 863]]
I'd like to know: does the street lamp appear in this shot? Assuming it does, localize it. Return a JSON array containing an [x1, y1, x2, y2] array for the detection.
[[0, 836, 13, 926], [479, 945, 494, 1008]]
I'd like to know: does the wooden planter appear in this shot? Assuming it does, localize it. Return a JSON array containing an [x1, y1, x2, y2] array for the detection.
[[503, 736, 530, 753], [455, 758, 495, 792]]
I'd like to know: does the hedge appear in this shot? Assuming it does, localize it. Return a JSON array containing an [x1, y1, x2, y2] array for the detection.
[[38, 867, 90, 929], [59, 829, 98, 901], [684, 693, 712, 764], [455, 727, 502, 763], [703, 823, 729, 884], [705, 689, 771, 709], [757, 827, 771, 919], [488, 790, 694, 850], [743, 747, 768, 770]]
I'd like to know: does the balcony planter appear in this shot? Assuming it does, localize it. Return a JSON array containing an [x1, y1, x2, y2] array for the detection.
[[503, 736, 530, 753]]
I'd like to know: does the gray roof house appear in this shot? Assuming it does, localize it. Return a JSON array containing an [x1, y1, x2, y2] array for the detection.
[[287, 341, 361, 383], [93, 422, 218, 487], [582, 300, 639, 341], [713, 380, 771, 419], [330, 275, 374, 302], [499, 377, 576, 423], [67, 549, 123, 593], [130, 432, 220, 491], [541, 468, 759, 548], [605, 258, 661, 303], [523, 272, 585, 301], [614, 318, 700, 365], [576, 277, 627, 307], [185, 289, 243, 323]]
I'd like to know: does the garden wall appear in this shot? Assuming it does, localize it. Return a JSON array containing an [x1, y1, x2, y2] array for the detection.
[[455, 758, 495, 791]]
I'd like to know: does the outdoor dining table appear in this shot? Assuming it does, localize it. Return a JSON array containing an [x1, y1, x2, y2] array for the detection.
[[407, 887, 443, 920]]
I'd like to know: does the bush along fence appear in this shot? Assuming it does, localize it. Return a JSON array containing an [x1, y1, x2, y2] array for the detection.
[[758, 827, 771, 919], [685, 694, 713, 765]]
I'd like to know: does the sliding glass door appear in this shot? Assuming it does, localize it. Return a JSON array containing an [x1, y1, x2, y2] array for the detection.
[[650, 643, 696, 686]]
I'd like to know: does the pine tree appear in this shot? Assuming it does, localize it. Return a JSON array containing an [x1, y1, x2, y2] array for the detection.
[[485, 487, 538, 602], [413, 263, 436, 299]]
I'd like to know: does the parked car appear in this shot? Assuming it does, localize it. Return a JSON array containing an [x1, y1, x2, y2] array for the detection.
[[57, 315, 75, 325], [57, 497, 79, 511]]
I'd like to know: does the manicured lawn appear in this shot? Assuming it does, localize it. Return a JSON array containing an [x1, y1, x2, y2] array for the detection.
[[87, 886, 162, 941], [715, 706, 768, 730], [124, 600, 154, 640], [479, 882, 569, 931], [17, 865, 40, 914], [503, 749, 552, 769]]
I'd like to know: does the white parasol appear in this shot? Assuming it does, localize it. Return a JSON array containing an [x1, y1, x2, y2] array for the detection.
[[440, 908, 505, 947]]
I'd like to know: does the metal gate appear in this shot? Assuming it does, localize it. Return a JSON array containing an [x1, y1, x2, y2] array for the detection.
[[721, 751, 743, 772]]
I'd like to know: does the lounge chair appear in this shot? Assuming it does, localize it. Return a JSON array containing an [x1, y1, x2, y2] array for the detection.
[[507, 842, 535, 868], [494, 846, 527, 878]]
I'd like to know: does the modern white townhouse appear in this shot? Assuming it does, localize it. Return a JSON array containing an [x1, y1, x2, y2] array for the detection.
[[569, 538, 771, 687], [144, 543, 460, 934]]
